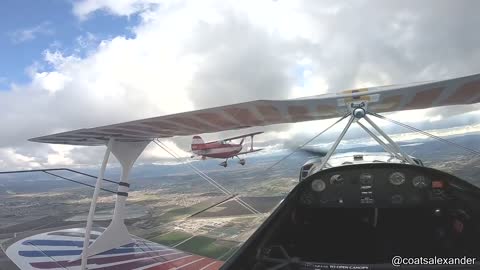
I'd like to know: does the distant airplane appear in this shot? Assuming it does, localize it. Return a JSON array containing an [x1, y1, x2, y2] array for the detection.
[[191, 131, 263, 167]]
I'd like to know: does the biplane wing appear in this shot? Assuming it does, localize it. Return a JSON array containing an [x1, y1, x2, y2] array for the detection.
[[237, 148, 263, 155], [5, 227, 223, 270], [30, 73, 480, 146], [222, 131, 264, 142]]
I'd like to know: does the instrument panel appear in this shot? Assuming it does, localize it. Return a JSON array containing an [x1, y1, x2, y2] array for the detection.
[[298, 164, 451, 208]]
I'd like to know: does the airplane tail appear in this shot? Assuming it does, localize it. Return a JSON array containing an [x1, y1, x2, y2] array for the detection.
[[191, 135, 205, 151]]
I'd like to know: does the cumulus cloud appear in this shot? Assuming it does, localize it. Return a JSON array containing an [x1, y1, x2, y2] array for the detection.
[[1, 0, 480, 169]]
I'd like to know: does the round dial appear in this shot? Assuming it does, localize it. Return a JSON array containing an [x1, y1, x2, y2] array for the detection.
[[330, 174, 344, 185], [359, 173, 374, 185], [389, 172, 406, 186], [301, 192, 314, 205], [412, 175, 429, 188], [311, 179, 326, 192]]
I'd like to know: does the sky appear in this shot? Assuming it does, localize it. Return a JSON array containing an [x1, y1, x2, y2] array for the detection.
[[1, 0, 480, 169]]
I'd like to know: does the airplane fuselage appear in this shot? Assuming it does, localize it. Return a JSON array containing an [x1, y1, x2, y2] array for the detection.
[[192, 142, 243, 159]]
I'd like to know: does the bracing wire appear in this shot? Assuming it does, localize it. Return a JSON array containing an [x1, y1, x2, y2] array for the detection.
[[264, 113, 351, 172], [153, 139, 261, 215], [0, 168, 118, 193], [369, 112, 480, 156], [155, 140, 232, 196], [43, 171, 117, 194], [0, 168, 118, 184], [154, 140, 260, 215], [155, 140, 261, 215]]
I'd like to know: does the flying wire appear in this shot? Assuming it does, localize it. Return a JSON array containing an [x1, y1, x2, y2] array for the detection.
[[154, 139, 260, 215], [154, 140, 232, 195], [0, 168, 118, 184], [264, 113, 351, 172], [153, 139, 261, 215], [0, 169, 117, 194], [42, 171, 117, 194], [155, 139, 260, 215], [369, 112, 480, 156]]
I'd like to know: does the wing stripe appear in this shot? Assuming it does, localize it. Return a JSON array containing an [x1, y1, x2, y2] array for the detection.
[[452, 80, 480, 103], [201, 261, 224, 270], [47, 231, 100, 239], [143, 255, 204, 270], [23, 240, 90, 247], [89, 253, 192, 270], [177, 258, 217, 270], [19, 245, 169, 257], [29, 250, 183, 269]]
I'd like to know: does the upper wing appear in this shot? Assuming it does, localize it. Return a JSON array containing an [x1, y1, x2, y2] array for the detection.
[[5, 227, 223, 270], [30, 73, 480, 146], [223, 131, 264, 142]]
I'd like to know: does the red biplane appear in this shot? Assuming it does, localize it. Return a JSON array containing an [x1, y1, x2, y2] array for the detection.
[[190, 132, 263, 167]]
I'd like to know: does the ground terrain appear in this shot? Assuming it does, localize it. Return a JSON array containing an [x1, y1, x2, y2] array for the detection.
[[1, 133, 479, 268]]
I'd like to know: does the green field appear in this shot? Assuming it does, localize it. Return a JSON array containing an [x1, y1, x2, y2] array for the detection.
[[152, 196, 230, 223], [149, 230, 192, 246], [176, 235, 238, 259]]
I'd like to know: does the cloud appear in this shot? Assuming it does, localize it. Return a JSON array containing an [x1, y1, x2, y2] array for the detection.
[[1, 0, 480, 169], [8, 21, 54, 44], [73, 0, 163, 19]]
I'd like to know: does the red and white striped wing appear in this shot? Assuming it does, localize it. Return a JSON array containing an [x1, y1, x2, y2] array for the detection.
[[30, 73, 480, 146]]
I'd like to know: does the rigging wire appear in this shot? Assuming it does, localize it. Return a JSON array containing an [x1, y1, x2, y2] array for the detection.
[[0, 168, 118, 184], [43, 171, 117, 194], [153, 139, 261, 215], [369, 112, 480, 156], [154, 139, 260, 215], [0, 168, 118, 194], [155, 139, 260, 215], [264, 113, 351, 172], [154, 140, 231, 195]]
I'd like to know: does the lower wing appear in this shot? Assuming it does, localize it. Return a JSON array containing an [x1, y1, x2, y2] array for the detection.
[[236, 148, 263, 155], [5, 227, 223, 270]]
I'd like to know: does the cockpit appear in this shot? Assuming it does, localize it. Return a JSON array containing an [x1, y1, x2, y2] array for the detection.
[[222, 163, 480, 269]]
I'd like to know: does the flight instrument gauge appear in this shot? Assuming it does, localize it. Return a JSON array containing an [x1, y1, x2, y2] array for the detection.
[[389, 172, 406, 186], [359, 173, 374, 185], [330, 174, 345, 185], [412, 175, 429, 188], [311, 179, 326, 192]]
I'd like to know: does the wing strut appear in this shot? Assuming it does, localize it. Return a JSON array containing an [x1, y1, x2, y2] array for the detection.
[[363, 115, 416, 164], [316, 104, 418, 171], [267, 102, 423, 173], [356, 121, 404, 160], [78, 139, 150, 269], [317, 115, 356, 170], [80, 138, 114, 270]]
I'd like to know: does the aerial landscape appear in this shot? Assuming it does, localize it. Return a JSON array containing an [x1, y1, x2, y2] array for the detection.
[[2, 1, 480, 269], [1, 132, 480, 268]]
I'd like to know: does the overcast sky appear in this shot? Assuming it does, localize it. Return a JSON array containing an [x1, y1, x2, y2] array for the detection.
[[1, 0, 480, 169]]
